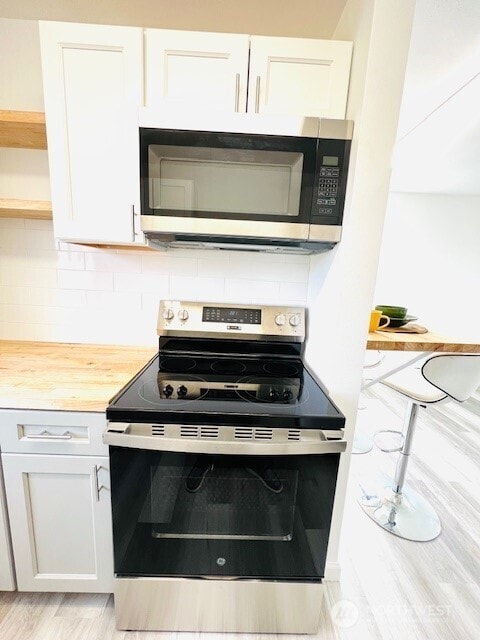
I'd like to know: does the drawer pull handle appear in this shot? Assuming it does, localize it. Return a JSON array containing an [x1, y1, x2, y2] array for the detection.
[[25, 430, 73, 440], [93, 464, 106, 501]]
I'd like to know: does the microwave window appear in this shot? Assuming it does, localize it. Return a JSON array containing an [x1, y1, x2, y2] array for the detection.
[[148, 145, 303, 216]]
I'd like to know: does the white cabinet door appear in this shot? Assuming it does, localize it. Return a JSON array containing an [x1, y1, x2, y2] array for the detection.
[[248, 36, 352, 118], [2, 453, 113, 592], [40, 22, 143, 244], [146, 30, 250, 113], [0, 464, 15, 591]]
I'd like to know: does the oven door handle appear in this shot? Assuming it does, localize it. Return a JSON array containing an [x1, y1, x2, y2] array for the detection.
[[103, 426, 347, 455]]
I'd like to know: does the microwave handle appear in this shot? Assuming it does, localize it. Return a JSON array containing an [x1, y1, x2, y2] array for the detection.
[[131, 204, 136, 241], [254, 76, 261, 113], [234, 73, 240, 112]]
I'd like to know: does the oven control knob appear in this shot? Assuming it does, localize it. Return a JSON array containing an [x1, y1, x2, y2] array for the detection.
[[289, 314, 301, 327], [162, 308, 174, 321], [177, 385, 188, 397], [178, 309, 189, 321], [268, 388, 279, 401], [283, 389, 292, 401], [163, 384, 174, 397], [275, 314, 286, 326]]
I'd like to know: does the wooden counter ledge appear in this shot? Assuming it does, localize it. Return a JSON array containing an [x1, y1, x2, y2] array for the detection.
[[0, 340, 157, 412]]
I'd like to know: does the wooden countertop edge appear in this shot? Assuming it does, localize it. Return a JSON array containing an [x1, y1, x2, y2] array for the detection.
[[366, 331, 480, 353]]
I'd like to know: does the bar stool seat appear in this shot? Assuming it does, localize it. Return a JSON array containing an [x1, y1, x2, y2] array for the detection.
[[359, 353, 480, 541]]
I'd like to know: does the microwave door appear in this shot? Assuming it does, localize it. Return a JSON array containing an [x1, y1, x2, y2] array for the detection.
[[140, 129, 316, 229]]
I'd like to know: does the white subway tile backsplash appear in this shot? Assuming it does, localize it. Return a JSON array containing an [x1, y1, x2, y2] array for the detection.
[[224, 279, 280, 303], [0, 219, 309, 345], [58, 269, 113, 291], [279, 281, 309, 301], [85, 251, 142, 273], [0, 286, 31, 305], [23, 267, 58, 289], [25, 248, 58, 267], [0, 322, 38, 341], [0, 225, 27, 249], [114, 272, 170, 294], [57, 251, 86, 271], [86, 290, 142, 310], [170, 276, 225, 301], [25, 228, 56, 251], [24, 219, 54, 231], [28, 288, 86, 308]]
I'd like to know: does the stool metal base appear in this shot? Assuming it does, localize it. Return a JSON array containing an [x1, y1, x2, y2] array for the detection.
[[352, 430, 373, 454], [359, 485, 441, 541]]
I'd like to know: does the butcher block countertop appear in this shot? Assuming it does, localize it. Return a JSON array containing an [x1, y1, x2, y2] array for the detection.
[[0, 340, 157, 412]]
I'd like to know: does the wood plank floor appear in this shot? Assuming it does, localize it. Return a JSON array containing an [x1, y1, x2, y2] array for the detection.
[[1, 384, 479, 639]]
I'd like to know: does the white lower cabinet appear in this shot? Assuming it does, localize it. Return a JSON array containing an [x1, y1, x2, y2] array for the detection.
[[0, 409, 114, 593], [0, 463, 15, 591], [2, 453, 113, 593]]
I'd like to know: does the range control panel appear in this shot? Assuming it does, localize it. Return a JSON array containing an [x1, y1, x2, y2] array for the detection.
[[158, 301, 306, 342]]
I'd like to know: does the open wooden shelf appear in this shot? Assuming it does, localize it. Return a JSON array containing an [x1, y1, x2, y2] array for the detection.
[[0, 110, 47, 149], [0, 198, 52, 220]]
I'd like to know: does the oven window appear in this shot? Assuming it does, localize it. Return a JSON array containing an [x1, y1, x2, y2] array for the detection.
[[148, 145, 304, 216], [109, 447, 339, 581]]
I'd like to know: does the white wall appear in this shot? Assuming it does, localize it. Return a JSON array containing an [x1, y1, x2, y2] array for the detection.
[[0, 1, 347, 39], [305, 0, 415, 575], [374, 192, 480, 342]]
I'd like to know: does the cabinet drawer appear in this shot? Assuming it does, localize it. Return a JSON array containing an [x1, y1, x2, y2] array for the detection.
[[0, 410, 107, 456]]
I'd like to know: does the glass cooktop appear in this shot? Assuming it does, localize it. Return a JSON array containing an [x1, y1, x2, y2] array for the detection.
[[107, 354, 344, 430]]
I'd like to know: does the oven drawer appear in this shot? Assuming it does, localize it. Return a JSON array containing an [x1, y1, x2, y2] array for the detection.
[[0, 410, 107, 456]]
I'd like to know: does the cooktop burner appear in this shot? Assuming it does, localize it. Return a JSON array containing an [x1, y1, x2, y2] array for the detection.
[[107, 354, 343, 429], [106, 301, 345, 431]]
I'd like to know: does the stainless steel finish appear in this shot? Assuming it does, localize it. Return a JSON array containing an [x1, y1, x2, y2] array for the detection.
[[103, 422, 347, 455], [114, 576, 323, 633], [146, 236, 319, 254], [177, 308, 189, 321], [93, 464, 105, 502], [234, 73, 240, 112], [157, 300, 306, 342], [140, 108, 326, 138], [360, 485, 441, 542], [359, 401, 441, 541], [162, 307, 174, 320], [275, 313, 286, 326], [308, 224, 342, 242], [289, 314, 301, 327], [157, 379, 299, 401], [131, 204, 135, 242], [255, 75, 261, 113], [25, 430, 72, 440], [318, 118, 354, 140], [152, 531, 291, 542], [141, 215, 310, 240], [393, 401, 417, 494]]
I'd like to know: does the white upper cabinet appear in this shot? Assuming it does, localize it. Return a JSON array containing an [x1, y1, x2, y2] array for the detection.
[[145, 32, 352, 119], [145, 30, 250, 113], [248, 36, 352, 118], [40, 22, 143, 244]]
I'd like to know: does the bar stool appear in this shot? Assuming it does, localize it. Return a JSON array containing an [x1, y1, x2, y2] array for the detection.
[[359, 353, 480, 541]]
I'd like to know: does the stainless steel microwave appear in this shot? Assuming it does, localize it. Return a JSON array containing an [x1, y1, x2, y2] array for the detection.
[[139, 113, 353, 253]]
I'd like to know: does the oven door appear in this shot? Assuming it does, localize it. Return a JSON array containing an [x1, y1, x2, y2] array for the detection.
[[106, 427, 345, 582]]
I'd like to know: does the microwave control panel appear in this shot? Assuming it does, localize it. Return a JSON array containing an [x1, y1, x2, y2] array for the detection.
[[311, 139, 351, 225]]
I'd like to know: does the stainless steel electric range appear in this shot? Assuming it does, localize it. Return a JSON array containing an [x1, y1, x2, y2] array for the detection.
[[104, 300, 346, 634]]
